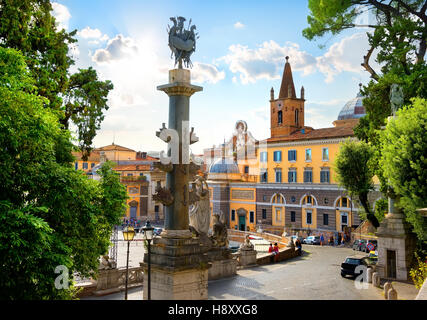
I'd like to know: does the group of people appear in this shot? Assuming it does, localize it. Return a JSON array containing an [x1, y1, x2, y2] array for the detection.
[[122, 217, 140, 228], [268, 243, 280, 262], [320, 233, 349, 246]]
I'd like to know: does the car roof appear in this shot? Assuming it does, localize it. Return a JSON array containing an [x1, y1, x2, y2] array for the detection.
[[346, 255, 367, 260]]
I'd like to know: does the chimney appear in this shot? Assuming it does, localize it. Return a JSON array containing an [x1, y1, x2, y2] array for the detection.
[[142, 152, 147, 159], [270, 87, 274, 101]]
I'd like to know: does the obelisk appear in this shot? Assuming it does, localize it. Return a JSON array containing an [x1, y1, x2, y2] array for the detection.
[[141, 16, 209, 300]]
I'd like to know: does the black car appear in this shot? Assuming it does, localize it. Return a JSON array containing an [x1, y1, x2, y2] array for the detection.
[[340, 256, 371, 278]]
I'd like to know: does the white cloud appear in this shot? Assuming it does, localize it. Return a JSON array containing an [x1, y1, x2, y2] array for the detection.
[[92, 34, 139, 64], [192, 62, 225, 84], [220, 33, 379, 84], [78, 27, 109, 41], [51, 2, 71, 30], [234, 22, 245, 29]]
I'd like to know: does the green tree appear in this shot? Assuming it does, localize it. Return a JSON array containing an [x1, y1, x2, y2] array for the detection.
[[334, 139, 379, 227], [0, 0, 113, 159], [0, 47, 127, 299], [380, 98, 427, 241]]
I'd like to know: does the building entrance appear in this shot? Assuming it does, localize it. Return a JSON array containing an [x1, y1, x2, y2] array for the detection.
[[239, 215, 246, 231]]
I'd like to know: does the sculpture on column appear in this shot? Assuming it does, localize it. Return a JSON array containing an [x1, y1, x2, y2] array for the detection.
[[168, 16, 199, 69], [210, 212, 229, 248]]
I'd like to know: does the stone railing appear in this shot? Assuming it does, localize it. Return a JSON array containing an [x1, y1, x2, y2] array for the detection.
[[256, 247, 298, 265], [228, 229, 289, 248], [76, 266, 144, 298]]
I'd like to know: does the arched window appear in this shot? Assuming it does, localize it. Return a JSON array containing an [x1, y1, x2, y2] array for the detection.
[[272, 194, 285, 204], [278, 111, 283, 124], [295, 109, 299, 126]]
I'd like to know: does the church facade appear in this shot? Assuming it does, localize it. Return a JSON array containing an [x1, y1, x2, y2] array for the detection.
[[204, 57, 381, 238]]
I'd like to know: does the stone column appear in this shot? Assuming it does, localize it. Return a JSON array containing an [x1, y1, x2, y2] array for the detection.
[[141, 69, 209, 300]]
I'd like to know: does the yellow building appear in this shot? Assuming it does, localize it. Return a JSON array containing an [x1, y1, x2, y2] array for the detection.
[[205, 57, 382, 238]]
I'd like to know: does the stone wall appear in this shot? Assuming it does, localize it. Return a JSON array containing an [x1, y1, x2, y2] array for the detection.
[[256, 247, 298, 265]]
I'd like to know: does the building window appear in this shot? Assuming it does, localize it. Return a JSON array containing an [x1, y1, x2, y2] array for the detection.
[[291, 196, 296, 203], [91, 163, 95, 168], [342, 197, 348, 208], [320, 168, 330, 183], [83, 162, 88, 169], [323, 214, 329, 225], [262, 209, 267, 219], [127, 173, 133, 176], [276, 208, 282, 222], [305, 195, 312, 205], [250, 211, 255, 223], [288, 150, 297, 161], [231, 210, 236, 221], [140, 173, 144, 176], [275, 169, 282, 183], [278, 111, 283, 124], [303, 169, 312, 183], [322, 147, 329, 161], [75, 162, 78, 170], [272, 194, 284, 204], [306, 211, 312, 225], [291, 211, 296, 222], [129, 187, 139, 194], [155, 205, 159, 213], [305, 148, 312, 162], [324, 198, 329, 205], [288, 169, 297, 183], [263, 195, 267, 202], [273, 150, 282, 162], [260, 171, 268, 183], [260, 152, 268, 162], [244, 166, 249, 174], [295, 109, 299, 126]]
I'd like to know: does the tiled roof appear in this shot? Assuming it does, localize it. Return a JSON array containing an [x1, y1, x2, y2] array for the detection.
[[136, 155, 158, 161], [94, 144, 136, 152], [114, 164, 151, 171], [265, 124, 355, 143], [72, 151, 100, 162]]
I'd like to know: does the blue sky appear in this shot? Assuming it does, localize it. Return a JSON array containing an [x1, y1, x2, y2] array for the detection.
[[52, 0, 377, 154]]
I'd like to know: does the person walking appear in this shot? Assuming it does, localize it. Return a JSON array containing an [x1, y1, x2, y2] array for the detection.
[[320, 234, 324, 246], [295, 239, 302, 256]]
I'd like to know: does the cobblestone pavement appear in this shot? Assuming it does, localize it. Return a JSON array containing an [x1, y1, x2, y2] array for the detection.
[[83, 245, 384, 300], [208, 245, 383, 300]]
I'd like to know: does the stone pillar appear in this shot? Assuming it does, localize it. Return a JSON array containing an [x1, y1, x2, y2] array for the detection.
[[141, 68, 209, 300], [372, 272, 380, 287], [238, 242, 257, 267], [367, 267, 373, 284], [376, 211, 417, 281], [384, 282, 392, 299], [387, 288, 398, 300]]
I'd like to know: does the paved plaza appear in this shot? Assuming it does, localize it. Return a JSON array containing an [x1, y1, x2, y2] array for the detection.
[[84, 245, 390, 300]]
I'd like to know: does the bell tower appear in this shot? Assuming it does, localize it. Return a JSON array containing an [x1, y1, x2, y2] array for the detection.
[[270, 56, 305, 138]]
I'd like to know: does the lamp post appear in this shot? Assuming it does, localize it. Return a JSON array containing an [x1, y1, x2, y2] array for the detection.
[[142, 220, 154, 300], [123, 225, 135, 300]]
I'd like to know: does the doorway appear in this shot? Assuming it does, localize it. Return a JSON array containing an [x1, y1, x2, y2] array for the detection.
[[340, 212, 348, 231], [387, 250, 397, 278], [239, 215, 246, 231], [130, 206, 137, 219]]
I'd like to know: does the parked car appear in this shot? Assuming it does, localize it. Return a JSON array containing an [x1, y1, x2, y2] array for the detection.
[[352, 239, 366, 251], [340, 256, 371, 278], [360, 240, 377, 253], [303, 236, 320, 245], [291, 235, 304, 243], [153, 227, 163, 236]]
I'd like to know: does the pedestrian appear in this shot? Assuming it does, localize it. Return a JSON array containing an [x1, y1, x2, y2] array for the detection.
[[268, 243, 274, 263], [273, 243, 279, 262], [295, 239, 302, 256], [320, 234, 324, 246]]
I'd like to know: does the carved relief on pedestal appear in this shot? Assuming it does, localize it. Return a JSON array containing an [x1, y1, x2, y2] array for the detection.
[[152, 186, 174, 206]]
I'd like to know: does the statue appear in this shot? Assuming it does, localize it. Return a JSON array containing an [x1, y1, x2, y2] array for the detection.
[[189, 176, 210, 236], [168, 16, 199, 69], [390, 84, 404, 117], [99, 255, 116, 270], [240, 235, 254, 250], [210, 212, 228, 248]]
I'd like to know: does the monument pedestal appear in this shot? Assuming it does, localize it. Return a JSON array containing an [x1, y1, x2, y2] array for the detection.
[[207, 247, 237, 280], [141, 231, 209, 300], [238, 247, 257, 267], [376, 213, 417, 280]]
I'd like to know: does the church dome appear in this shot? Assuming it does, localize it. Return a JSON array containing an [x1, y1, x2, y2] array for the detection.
[[337, 91, 366, 120], [209, 157, 240, 174]]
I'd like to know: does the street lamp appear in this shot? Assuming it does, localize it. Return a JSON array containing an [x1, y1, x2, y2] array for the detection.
[[123, 225, 135, 300], [142, 220, 154, 300]]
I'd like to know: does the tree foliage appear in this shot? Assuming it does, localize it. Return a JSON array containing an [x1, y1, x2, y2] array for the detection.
[[380, 98, 427, 241], [334, 139, 379, 227], [0, 47, 127, 299], [0, 0, 113, 159]]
